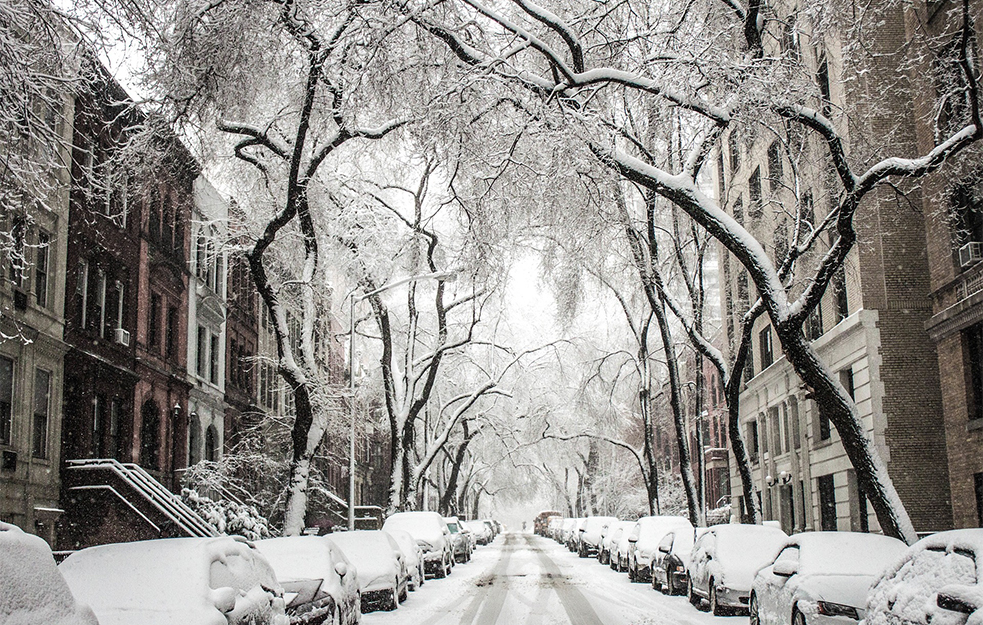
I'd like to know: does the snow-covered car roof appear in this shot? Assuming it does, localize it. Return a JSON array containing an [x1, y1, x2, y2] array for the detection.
[[707, 524, 788, 564], [59, 536, 286, 625], [788, 531, 906, 576], [0, 522, 99, 625], [463, 520, 490, 535], [382, 511, 447, 546], [864, 528, 983, 625], [328, 531, 403, 593]]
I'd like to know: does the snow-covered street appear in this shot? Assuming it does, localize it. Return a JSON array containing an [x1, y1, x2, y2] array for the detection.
[[365, 532, 736, 625]]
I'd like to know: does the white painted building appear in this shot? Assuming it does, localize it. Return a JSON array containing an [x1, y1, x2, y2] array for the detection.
[[186, 176, 229, 465]]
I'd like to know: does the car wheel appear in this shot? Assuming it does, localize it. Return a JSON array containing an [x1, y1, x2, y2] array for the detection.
[[663, 571, 673, 595], [444, 556, 452, 577], [400, 582, 408, 603], [386, 587, 399, 611], [749, 594, 761, 625], [628, 560, 636, 582], [688, 580, 701, 607], [652, 571, 661, 591], [710, 581, 724, 616], [793, 609, 807, 625]]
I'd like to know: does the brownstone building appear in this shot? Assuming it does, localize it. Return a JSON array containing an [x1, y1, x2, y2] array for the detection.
[[914, 0, 983, 529], [61, 69, 196, 489]]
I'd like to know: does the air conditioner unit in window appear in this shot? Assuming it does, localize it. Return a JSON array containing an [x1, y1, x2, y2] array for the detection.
[[960, 242, 983, 269], [114, 328, 130, 347]]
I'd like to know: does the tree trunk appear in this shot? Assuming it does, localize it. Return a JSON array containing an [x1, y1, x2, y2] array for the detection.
[[776, 324, 917, 543]]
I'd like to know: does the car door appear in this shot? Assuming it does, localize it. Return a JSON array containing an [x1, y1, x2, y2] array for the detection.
[[627, 523, 641, 569], [756, 545, 799, 625], [655, 532, 675, 585], [690, 532, 713, 596]]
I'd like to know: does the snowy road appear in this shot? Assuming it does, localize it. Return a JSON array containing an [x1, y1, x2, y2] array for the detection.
[[363, 532, 746, 625]]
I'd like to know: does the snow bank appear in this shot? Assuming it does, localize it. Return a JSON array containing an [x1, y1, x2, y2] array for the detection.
[[0, 522, 99, 625]]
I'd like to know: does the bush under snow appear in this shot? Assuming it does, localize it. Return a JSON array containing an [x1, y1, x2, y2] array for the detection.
[[182, 489, 272, 540]]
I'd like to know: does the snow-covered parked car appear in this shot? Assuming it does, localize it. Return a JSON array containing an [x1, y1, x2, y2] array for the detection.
[[600, 521, 633, 566], [0, 521, 99, 625], [864, 528, 983, 625], [464, 520, 492, 546], [548, 517, 564, 541], [327, 531, 408, 613], [653, 527, 708, 596], [627, 516, 694, 583], [614, 522, 635, 572], [578, 516, 618, 558], [688, 523, 788, 615], [253, 535, 362, 625], [385, 529, 425, 591], [443, 516, 472, 563], [751, 531, 906, 625], [559, 518, 577, 545], [567, 518, 585, 552], [382, 511, 453, 578], [59, 536, 289, 625]]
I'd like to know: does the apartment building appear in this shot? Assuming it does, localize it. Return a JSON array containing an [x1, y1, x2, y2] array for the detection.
[[716, 1, 953, 534], [912, 0, 983, 528], [0, 61, 75, 543]]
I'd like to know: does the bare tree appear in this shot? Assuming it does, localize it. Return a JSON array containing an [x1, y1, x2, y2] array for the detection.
[[409, 0, 982, 542]]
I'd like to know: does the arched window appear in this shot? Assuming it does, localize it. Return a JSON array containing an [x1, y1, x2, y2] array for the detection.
[[140, 400, 161, 470], [205, 424, 219, 462], [188, 412, 201, 465]]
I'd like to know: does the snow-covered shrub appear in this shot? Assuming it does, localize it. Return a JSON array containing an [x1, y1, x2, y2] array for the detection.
[[182, 489, 272, 540], [706, 504, 732, 525]]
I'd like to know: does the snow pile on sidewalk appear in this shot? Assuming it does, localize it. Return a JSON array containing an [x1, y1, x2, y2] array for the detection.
[[0, 522, 99, 625]]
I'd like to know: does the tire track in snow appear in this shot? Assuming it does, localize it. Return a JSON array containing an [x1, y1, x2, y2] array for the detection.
[[523, 534, 606, 625], [413, 532, 516, 625]]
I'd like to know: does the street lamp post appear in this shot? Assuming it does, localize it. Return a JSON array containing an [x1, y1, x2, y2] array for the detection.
[[347, 270, 457, 530]]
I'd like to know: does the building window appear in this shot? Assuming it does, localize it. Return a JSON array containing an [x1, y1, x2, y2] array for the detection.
[[790, 399, 801, 450], [32, 369, 50, 459], [115, 281, 125, 333], [149, 293, 162, 352], [77, 260, 89, 328], [759, 326, 774, 369], [109, 399, 122, 460], [832, 267, 849, 322], [209, 334, 219, 384], [951, 182, 983, 269], [140, 400, 161, 470], [205, 424, 218, 462], [767, 141, 784, 193], [97, 270, 107, 338], [749, 167, 763, 217], [92, 394, 106, 457], [769, 406, 782, 455], [733, 197, 744, 226], [840, 367, 855, 400], [188, 413, 201, 465], [166, 307, 178, 361], [149, 187, 161, 242], [9, 216, 26, 288], [35, 231, 49, 308], [966, 323, 983, 421], [818, 474, 836, 531], [0, 357, 13, 445], [197, 326, 207, 379], [817, 56, 832, 116], [747, 421, 759, 462], [728, 130, 740, 174], [196, 230, 207, 280], [162, 192, 173, 249]]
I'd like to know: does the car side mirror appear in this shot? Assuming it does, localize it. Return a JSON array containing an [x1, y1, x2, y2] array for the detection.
[[334, 562, 348, 577], [658, 545, 670, 554], [628, 536, 638, 543], [937, 588, 978, 615], [773, 561, 797, 577], [211, 587, 238, 613]]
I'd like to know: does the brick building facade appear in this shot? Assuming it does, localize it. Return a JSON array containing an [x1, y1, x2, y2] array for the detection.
[[715, 0, 954, 534]]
